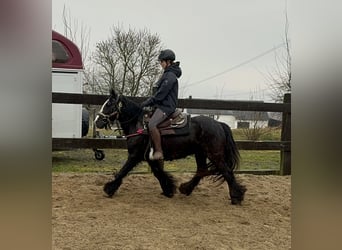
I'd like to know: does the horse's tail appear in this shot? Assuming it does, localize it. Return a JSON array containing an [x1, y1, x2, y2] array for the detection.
[[220, 122, 240, 171]]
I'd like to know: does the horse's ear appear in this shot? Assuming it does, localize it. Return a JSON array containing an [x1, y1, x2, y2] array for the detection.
[[110, 88, 117, 99]]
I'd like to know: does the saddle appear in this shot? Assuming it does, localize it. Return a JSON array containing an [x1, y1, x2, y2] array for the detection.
[[143, 108, 190, 136]]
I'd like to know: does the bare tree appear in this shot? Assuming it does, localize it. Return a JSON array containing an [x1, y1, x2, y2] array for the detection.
[[92, 25, 163, 96], [238, 90, 271, 140], [267, 2, 291, 103], [60, 10, 162, 97], [83, 64, 108, 95], [61, 5, 97, 97], [239, 111, 270, 140], [62, 5, 91, 64]]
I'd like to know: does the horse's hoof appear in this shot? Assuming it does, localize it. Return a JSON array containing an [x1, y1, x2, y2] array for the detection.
[[103, 183, 115, 197], [231, 198, 242, 205], [179, 183, 192, 196], [103, 190, 114, 198], [161, 192, 174, 198]]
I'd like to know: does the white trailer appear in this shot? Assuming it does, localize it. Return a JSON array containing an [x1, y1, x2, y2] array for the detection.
[[52, 30, 86, 138]]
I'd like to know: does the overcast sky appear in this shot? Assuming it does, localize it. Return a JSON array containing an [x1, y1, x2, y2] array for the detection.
[[52, 0, 291, 101]]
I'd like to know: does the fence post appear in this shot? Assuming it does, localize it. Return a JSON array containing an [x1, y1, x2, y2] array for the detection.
[[280, 93, 291, 175], [92, 108, 97, 138]]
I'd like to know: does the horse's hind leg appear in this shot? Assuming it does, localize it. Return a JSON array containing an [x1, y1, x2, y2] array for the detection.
[[217, 160, 246, 205], [179, 151, 207, 196], [148, 160, 176, 198]]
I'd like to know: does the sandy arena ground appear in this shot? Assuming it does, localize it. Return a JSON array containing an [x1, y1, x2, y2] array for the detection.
[[52, 173, 291, 250]]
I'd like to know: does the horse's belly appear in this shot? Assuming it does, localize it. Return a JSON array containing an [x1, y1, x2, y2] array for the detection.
[[163, 139, 196, 160]]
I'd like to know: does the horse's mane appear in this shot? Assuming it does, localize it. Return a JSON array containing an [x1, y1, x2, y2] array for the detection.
[[119, 95, 143, 120]]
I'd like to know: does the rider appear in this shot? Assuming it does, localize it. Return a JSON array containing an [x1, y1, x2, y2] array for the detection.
[[140, 49, 182, 160]]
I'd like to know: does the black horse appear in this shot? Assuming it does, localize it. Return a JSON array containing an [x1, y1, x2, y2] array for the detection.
[[95, 89, 246, 205]]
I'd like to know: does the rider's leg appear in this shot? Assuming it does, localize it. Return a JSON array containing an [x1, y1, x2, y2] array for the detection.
[[148, 108, 166, 160]]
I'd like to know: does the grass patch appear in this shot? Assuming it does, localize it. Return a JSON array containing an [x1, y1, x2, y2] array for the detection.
[[52, 149, 280, 173], [239, 151, 280, 170], [232, 128, 281, 141], [53, 129, 282, 173]]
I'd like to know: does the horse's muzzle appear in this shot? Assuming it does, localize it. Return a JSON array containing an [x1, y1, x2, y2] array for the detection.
[[94, 115, 108, 129]]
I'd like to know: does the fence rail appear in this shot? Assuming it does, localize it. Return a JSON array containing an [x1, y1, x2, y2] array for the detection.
[[52, 92, 291, 175], [52, 138, 290, 151], [52, 92, 290, 112]]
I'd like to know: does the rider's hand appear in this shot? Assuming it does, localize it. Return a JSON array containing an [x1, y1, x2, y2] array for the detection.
[[140, 99, 151, 108]]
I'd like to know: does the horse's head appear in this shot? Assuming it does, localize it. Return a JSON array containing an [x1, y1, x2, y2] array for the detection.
[[95, 89, 122, 129]]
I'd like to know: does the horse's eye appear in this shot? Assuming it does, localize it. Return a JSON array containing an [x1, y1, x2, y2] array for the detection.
[[106, 101, 112, 106]]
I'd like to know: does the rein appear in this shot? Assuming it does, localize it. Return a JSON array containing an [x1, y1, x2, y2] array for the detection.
[[118, 111, 142, 125], [125, 128, 145, 138], [98, 111, 118, 120], [112, 95, 142, 125]]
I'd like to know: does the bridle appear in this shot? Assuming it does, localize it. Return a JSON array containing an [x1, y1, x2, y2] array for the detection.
[[96, 96, 122, 130], [96, 111, 118, 130], [97, 95, 142, 130]]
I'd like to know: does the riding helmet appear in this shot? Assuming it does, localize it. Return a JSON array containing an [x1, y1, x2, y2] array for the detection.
[[158, 49, 176, 61]]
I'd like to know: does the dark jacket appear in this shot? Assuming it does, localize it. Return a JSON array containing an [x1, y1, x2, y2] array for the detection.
[[143, 62, 182, 116]]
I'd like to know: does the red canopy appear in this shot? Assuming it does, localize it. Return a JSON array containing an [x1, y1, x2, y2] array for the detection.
[[52, 30, 83, 69]]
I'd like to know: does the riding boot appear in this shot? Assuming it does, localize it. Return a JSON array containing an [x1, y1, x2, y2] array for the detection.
[[149, 127, 164, 160]]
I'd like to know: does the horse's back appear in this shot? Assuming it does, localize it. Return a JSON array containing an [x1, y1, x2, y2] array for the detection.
[[190, 115, 226, 136]]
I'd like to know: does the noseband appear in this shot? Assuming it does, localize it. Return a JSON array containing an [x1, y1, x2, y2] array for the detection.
[[97, 95, 122, 130], [97, 110, 119, 130]]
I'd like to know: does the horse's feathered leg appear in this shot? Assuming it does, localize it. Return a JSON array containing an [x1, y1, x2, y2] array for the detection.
[[216, 160, 246, 205], [179, 151, 208, 196], [219, 122, 246, 204], [148, 160, 176, 198], [103, 156, 140, 197]]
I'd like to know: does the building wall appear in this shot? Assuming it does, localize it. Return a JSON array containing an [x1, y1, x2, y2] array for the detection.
[[187, 113, 268, 129], [216, 115, 237, 129]]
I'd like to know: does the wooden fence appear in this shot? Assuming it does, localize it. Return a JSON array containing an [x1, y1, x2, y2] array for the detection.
[[52, 92, 291, 175]]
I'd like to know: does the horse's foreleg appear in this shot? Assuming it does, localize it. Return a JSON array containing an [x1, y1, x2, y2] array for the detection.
[[179, 152, 207, 196], [179, 171, 207, 196], [104, 157, 139, 198], [148, 160, 176, 198]]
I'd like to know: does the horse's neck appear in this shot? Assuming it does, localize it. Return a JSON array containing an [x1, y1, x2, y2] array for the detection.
[[119, 120, 137, 136], [118, 96, 143, 135], [118, 108, 142, 135]]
